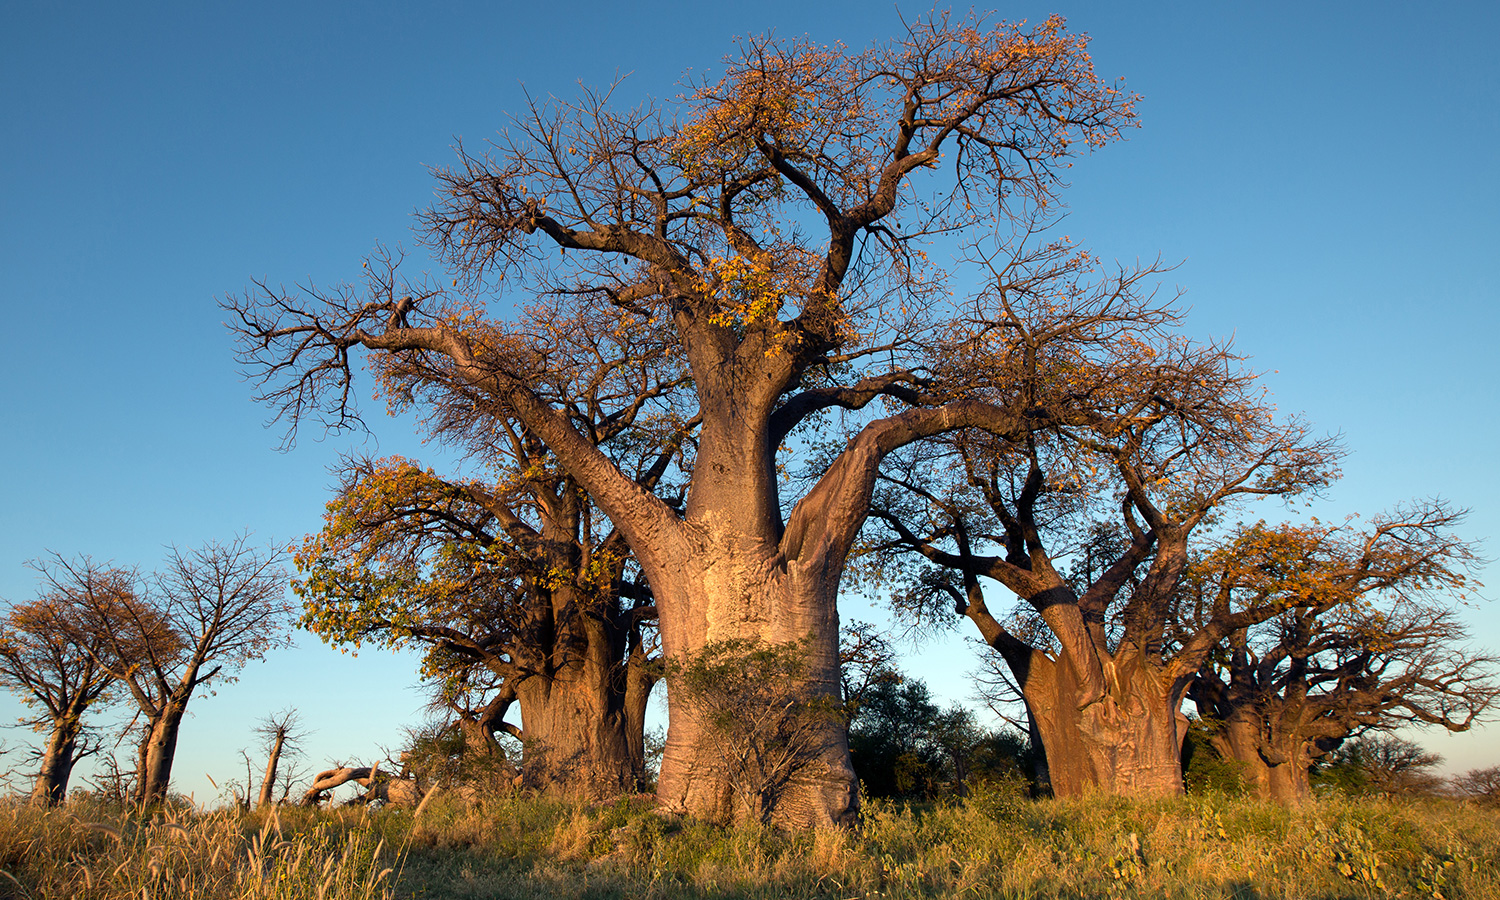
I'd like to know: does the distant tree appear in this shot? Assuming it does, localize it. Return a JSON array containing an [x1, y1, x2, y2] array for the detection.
[[22, 556, 174, 804], [0, 567, 125, 805], [255, 708, 304, 808], [61, 537, 292, 803], [1450, 765, 1500, 806], [1314, 734, 1445, 798], [1186, 512, 1495, 802], [838, 620, 900, 716], [849, 670, 1031, 798], [849, 675, 946, 798], [228, 12, 1139, 827]]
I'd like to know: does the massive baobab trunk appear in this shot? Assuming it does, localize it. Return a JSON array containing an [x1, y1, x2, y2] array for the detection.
[[1023, 648, 1187, 797], [651, 547, 853, 826], [513, 632, 653, 798], [624, 406, 1011, 826], [1207, 717, 1314, 803]]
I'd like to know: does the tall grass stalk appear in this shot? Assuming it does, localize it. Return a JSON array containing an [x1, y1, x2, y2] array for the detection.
[[0, 799, 398, 899], [1, 790, 1496, 898]]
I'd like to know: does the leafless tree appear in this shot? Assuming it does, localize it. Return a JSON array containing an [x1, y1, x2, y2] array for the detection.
[[1450, 765, 1500, 805], [1319, 733, 1447, 797], [254, 708, 304, 808]]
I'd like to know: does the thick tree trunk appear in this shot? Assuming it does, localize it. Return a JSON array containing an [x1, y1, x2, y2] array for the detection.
[[514, 662, 641, 799], [30, 718, 82, 806], [1210, 714, 1271, 797], [1210, 712, 1314, 803], [1026, 708, 1051, 793], [302, 765, 379, 806], [1024, 649, 1187, 797], [1265, 754, 1313, 803], [652, 540, 856, 828], [139, 703, 186, 803], [127, 720, 154, 804]]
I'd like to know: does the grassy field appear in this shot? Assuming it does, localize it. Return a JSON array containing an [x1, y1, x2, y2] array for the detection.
[[1, 788, 1496, 899]]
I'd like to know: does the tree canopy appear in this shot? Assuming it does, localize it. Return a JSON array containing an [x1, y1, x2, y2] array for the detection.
[[229, 12, 1145, 826]]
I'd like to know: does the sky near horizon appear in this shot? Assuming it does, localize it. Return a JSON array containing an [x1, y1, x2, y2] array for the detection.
[[2, 1, 1498, 803]]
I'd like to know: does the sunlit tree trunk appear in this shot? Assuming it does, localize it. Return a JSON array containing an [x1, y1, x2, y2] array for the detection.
[[514, 632, 647, 799], [652, 553, 853, 826], [636, 403, 873, 828], [139, 700, 187, 804], [30, 715, 83, 806], [1210, 717, 1314, 803], [257, 726, 287, 809], [1024, 648, 1187, 797]]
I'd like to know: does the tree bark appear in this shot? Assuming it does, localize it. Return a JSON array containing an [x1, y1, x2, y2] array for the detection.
[[138, 702, 187, 804], [301, 765, 378, 806], [1264, 752, 1313, 803], [30, 716, 82, 806], [651, 543, 855, 828], [514, 659, 642, 799], [1023, 648, 1187, 798], [257, 727, 287, 809], [1210, 715, 1314, 803]]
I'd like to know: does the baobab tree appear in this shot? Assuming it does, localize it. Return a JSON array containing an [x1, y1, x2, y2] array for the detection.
[[66, 537, 292, 803], [0, 564, 126, 805], [860, 243, 1341, 797], [255, 708, 305, 808], [1186, 513, 1496, 802], [297, 453, 662, 798], [229, 13, 1140, 826]]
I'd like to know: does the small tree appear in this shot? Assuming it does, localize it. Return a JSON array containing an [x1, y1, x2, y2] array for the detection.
[[838, 620, 900, 716], [1314, 734, 1445, 798], [58, 537, 293, 802], [1450, 765, 1500, 806], [255, 708, 304, 808], [0, 582, 120, 805], [848, 668, 1031, 799], [849, 674, 945, 798]]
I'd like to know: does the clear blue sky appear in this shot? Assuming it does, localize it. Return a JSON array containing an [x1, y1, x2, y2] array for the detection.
[[3, 1, 1497, 802]]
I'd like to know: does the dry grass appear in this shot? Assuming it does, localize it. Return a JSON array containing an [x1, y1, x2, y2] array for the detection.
[[1, 789, 1496, 899], [0, 799, 398, 899]]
